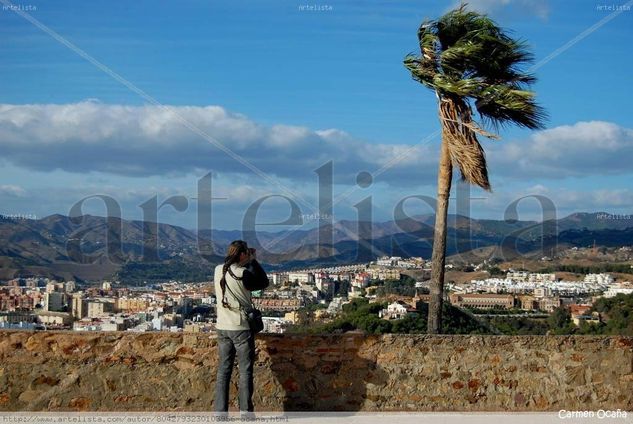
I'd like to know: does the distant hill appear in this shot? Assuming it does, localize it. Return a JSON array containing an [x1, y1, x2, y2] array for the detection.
[[0, 211, 631, 281], [0, 213, 222, 283]]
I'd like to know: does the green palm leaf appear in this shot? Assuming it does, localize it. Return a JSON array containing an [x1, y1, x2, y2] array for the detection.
[[403, 3, 547, 189]]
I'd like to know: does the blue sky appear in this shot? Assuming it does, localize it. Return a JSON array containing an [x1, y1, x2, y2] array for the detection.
[[1, 0, 632, 231]]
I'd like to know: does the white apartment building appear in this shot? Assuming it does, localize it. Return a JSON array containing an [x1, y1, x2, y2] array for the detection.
[[379, 301, 415, 320], [604, 283, 633, 298], [288, 272, 314, 284], [271, 273, 290, 286], [86, 300, 115, 318], [376, 256, 398, 267], [314, 272, 329, 286], [262, 317, 288, 334], [533, 287, 553, 298], [352, 273, 370, 289], [327, 297, 347, 315], [584, 273, 615, 285], [316, 278, 335, 297], [507, 272, 556, 283], [44, 292, 65, 312]]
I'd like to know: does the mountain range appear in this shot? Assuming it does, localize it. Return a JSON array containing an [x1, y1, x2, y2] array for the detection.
[[1, 212, 631, 283]]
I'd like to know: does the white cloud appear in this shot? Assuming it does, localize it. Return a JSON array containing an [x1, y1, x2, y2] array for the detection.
[[0, 102, 437, 185], [0, 184, 26, 197], [1, 103, 631, 195], [489, 121, 633, 180]]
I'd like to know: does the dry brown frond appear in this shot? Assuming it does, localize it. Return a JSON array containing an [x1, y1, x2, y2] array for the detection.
[[439, 98, 491, 191]]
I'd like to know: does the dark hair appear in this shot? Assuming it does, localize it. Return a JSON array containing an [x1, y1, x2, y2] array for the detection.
[[220, 240, 249, 309]]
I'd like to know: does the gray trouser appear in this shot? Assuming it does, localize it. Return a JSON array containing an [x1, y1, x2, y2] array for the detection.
[[214, 329, 255, 412]]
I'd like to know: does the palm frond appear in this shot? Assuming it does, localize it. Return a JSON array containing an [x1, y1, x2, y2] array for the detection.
[[403, 24, 440, 89], [404, 5, 546, 131], [440, 97, 491, 191], [432, 75, 484, 97], [404, 54, 436, 88], [474, 85, 547, 129], [404, 4, 547, 191]]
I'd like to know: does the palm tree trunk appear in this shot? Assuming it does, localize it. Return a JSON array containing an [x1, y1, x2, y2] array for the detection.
[[428, 103, 454, 334]]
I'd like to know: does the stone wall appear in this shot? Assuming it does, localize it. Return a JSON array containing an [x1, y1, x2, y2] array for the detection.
[[0, 330, 631, 412]]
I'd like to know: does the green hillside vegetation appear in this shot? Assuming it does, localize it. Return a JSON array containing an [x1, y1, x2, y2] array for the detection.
[[287, 298, 490, 335], [486, 293, 633, 336], [580, 293, 633, 336], [287, 293, 633, 335], [484, 316, 550, 335], [372, 276, 419, 297]]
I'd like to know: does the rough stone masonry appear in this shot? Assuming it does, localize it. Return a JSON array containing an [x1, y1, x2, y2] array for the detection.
[[0, 330, 631, 411]]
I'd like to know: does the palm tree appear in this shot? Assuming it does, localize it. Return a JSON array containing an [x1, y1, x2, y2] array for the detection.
[[404, 5, 546, 333]]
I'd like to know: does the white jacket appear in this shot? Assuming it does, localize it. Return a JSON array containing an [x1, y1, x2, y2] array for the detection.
[[214, 260, 269, 331]]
